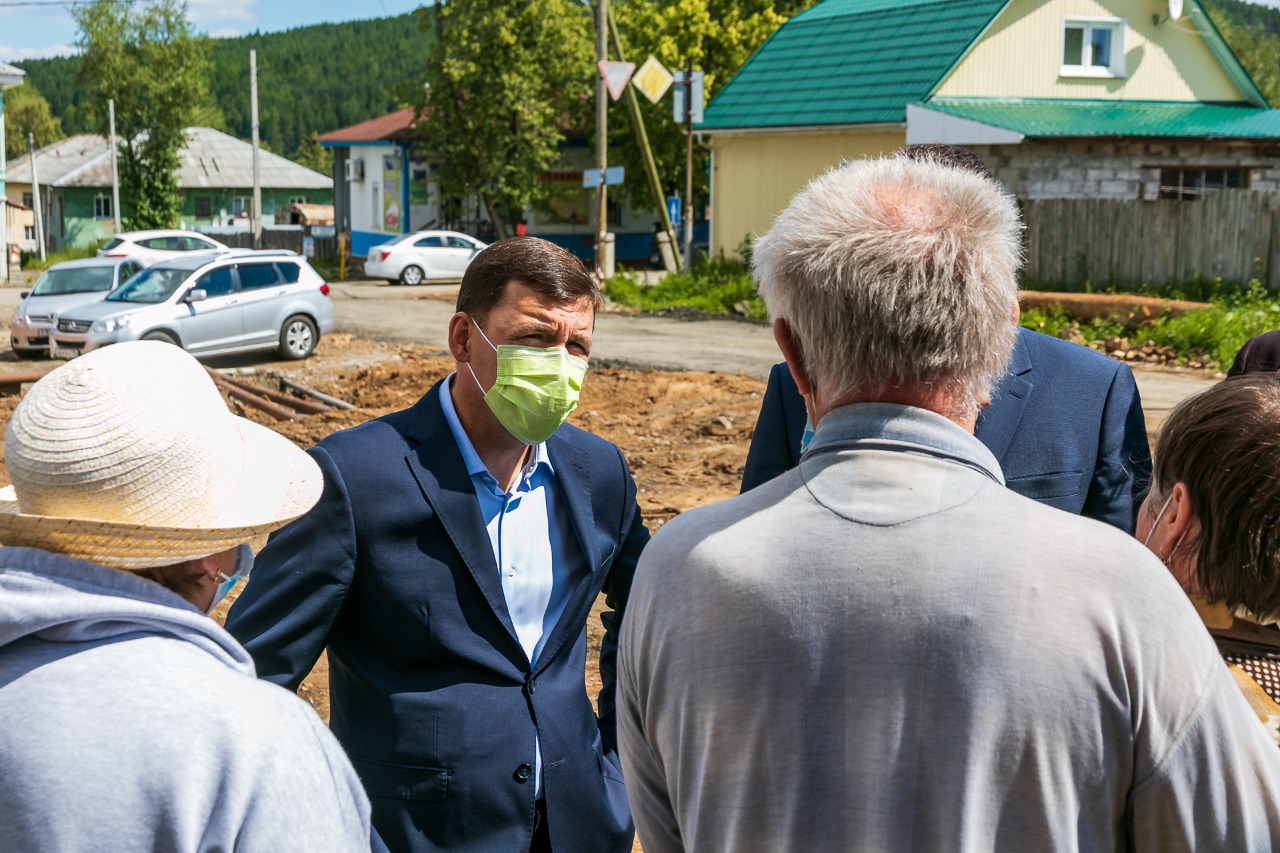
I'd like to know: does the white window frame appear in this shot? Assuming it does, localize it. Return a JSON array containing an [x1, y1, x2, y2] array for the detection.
[[1060, 17, 1126, 79], [289, 195, 307, 205], [93, 193, 113, 221]]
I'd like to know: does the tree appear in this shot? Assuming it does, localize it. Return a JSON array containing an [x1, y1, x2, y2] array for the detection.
[[3, 83, 64, 162], [72, 0, 213, 229], [293, 137, 334, 177], [416, 0, 594, 238], [609, 0, 817, 221]]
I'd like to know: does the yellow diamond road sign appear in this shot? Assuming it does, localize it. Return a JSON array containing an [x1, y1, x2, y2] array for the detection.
[[632, 55, 674, 105]]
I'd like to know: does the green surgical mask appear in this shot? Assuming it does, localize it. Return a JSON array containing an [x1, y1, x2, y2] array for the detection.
[[466, 318, 589, 445]]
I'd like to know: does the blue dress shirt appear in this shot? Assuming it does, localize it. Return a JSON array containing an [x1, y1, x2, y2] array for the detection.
[[439, 375, 588, 794]]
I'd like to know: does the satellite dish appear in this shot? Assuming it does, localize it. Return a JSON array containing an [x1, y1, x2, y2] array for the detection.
[[1169, 0, 1183, 20]]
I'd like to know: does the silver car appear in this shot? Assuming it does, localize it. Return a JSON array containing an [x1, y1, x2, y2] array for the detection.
[[11, 257, 146, 357], [48, 251, 335, 361]]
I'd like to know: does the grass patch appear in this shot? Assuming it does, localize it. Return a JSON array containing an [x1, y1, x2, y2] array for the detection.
[[21, 242, 108, 272], [1021, 280, 1280, 367], [604, 255, 766, 321]]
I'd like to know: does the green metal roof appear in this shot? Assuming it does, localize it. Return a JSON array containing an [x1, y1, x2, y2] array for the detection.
[[700, 0, 1009, 131], [921, 98, 1280, 139]]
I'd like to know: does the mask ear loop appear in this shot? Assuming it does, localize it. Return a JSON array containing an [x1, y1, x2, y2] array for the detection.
[[465, 315, 498, 396]]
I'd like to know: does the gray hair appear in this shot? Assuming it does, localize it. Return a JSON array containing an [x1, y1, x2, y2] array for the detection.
[[753, 156, 1022, 414]]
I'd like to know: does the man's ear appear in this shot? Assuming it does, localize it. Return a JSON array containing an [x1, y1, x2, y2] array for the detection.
[[1012, 298, 1021, 327], [1162, 482, 1199, 551], [774, 319, 813, 398], [447, 312, 472, 363]]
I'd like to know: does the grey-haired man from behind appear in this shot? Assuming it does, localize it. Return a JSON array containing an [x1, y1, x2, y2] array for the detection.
[[618, 157, 1280, 852]]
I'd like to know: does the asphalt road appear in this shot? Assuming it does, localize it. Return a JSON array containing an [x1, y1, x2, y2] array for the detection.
[[0, 277, 1219, 432]]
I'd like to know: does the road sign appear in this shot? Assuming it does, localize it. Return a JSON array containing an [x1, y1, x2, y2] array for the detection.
[[667, 196, 681, 227], [598, 60, 636, 102], [632, 55, 674, 104], [583, 166, 625, 188], [673, 71, 704, 124]]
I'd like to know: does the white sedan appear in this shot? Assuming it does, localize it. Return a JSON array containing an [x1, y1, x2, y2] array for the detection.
[[364, 230, 488, 285], [98, 229, 230, 265]]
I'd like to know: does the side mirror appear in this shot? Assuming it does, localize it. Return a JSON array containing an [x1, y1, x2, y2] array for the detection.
[[183, 288, 208, 303], [19, 291, 28, 299]]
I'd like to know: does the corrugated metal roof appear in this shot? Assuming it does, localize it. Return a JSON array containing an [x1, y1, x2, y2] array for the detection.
[[5, 134, 111, 185], [54, 127, 332, 190], [0, 61, 25, 84], [700, 0, 1008, 131], [316, 108, 417, 145], [922, 98, 1280, 139]]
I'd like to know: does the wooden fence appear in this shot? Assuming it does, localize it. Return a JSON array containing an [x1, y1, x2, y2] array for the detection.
[[1022, 191, 1280, 288], [210, 226, 339, 259]]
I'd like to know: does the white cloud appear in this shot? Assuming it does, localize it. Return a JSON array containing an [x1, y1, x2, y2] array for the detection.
[[0, 44, 78, 63], [188, 0, 258, 24], [208, 27, 246, 39]]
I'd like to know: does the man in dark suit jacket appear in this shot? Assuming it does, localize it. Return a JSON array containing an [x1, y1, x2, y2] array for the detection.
[[742, 326, 1152, 532], [226, 238, 647, 853]]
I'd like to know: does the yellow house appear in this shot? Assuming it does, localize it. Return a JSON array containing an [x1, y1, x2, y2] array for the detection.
[[703, 0, 1280, 255]]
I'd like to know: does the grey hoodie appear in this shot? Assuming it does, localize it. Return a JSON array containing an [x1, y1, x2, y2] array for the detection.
[[0, 547, 372, 852]]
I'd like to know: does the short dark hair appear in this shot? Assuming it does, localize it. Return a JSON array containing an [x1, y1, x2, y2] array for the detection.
[[1153, 375, 1280, 614], [456, 236, 601, 323], [895, 143, 994, 181]]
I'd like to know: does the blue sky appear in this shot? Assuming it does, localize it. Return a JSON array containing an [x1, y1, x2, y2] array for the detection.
[[0, 0, 426, 64]]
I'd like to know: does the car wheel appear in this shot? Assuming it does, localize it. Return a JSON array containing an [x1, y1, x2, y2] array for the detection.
[[141, 330, 180, 346], [400, 265, 425, 286], [278, 314, 318, 360]]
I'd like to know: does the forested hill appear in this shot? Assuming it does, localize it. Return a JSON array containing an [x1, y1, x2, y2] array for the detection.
[[16, 12, 428, 162]]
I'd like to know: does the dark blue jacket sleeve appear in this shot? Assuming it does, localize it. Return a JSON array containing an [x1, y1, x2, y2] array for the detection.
[[741, 362, 807, 493], [596, 445, 649, 757], [1081, 362, 1152, 534], [225, 445, 356, 691]]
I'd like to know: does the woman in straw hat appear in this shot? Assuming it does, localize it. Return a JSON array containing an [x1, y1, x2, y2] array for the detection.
[[1138, 374, 1280, 746], [0, 341, 371, 851]]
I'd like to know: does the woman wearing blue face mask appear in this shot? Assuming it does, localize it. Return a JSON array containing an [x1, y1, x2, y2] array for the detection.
[[1138, 374, 1280, 745], [0, 341, 373, 852]]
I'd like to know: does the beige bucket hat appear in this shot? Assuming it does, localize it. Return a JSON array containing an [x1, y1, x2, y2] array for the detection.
[[0, 341, 323, 569]]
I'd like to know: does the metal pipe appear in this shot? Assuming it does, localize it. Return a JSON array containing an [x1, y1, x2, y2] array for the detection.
[[279, 376, 355, 410], [216, 373, 333, 414]]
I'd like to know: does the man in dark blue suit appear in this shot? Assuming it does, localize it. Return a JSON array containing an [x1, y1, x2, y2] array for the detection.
[[742, 326, 1151, 532], [226, 238, 647, 852]]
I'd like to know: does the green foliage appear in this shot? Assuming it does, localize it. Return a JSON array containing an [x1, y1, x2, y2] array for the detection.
[[21, 241, 107, 272], [292, 137, 334, 177], [1203, 0, 1280, 106], [2, 84, 64, 162], [73, 0, 213, 230], [417, 0, 594, 237], [608, 0, 819, 214], [16, 14, 424, 166], [604, 254, 766, 319]]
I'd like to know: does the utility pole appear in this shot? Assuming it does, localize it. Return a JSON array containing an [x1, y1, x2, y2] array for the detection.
[[250, 49, 262, 248], [28, 133, 45, 261], [683, 59, 694, 271], [594, 0, 608, 277], [108, 99, 121, 232]]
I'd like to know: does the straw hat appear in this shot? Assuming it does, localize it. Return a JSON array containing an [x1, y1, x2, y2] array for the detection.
[[0, 341, 323, 569]]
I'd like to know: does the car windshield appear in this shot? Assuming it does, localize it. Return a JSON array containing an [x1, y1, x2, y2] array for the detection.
[[382, 233, 417, 246], [30, 266, 116, 296], [106, 267, 191, 304]]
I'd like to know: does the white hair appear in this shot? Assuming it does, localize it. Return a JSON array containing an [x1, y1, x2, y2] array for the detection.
[[753, 156, 1022, 415]]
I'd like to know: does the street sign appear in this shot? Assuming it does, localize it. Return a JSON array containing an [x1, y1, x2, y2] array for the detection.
[[311, 225, 335, 238], [598, 60, 636, 102], [583, 166, 625, 188], [632, 55, 674, 104], [672, 71, 704, 124], [667, 196, 681, 227]]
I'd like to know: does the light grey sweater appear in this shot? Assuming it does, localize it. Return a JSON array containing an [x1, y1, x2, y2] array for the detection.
[[620, 403, 1280, 852], [0, 547, 372, 852]]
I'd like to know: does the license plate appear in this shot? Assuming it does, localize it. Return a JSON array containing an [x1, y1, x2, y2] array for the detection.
[[52, 347, 79, 360]]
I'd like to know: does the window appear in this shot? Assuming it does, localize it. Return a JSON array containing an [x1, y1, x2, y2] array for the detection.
[[237, 263, 280, 289], [24, 226, 34, 240], [1062, 18, 1125, 78], [120, 262, 142, 283], [141, 237, 171, 250], [194, 267, 234, 296], [93, 194, 113, 220], [446, 236, 474, 249], [232, 197, 250, 217], [275, 262, 302, 283], [1158, 167, 1249, 201], [415, 235, 445, 248], [289, 196, 307, 205], [21, 192, 32, 208], [194, 197, 212, 218], [184, 236, 218, 251]]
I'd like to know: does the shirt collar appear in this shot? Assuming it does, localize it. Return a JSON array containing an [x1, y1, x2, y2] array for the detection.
[[806, 402, 1005, 486], [439, 373, 553, 485]]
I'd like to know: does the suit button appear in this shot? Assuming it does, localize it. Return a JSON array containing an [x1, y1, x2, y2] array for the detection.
[[514, 763, 533, 783]]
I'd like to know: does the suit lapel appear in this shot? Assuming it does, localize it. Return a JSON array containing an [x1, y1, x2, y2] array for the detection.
[[402, 383, 521, 646], [975, 330, 1033, 464]]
